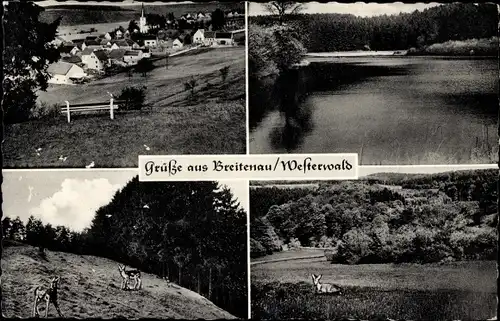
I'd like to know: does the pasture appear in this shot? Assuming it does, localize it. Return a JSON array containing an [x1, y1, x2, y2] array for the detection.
[[3, 47, 246, 168], [251, 251, 497, 320]]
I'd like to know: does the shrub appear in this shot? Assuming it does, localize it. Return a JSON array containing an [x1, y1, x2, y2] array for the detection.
[[220, 66, 230, 83], [116, 86, 146, 110], [29, 101, 60, 120]]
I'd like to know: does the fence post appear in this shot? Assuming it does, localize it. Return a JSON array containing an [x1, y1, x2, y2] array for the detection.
[[65, 100, 71, 123], [110, 98, 114, 120]]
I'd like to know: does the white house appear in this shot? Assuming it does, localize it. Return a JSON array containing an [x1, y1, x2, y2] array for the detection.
[[142, 37, 158, 48], [82, 49, 109, 71], [172, 38, 183, 49], [116, 29, 123, 38], [123, 50, 143, 65], [203, 31, 215, 46], [193, 29, 205, 44], [104, 32, 112, 40], [214, 32, 234, 46], [70, 46, 80, 56], [47, 62, 87, 85], [141, 48, 151, 58]]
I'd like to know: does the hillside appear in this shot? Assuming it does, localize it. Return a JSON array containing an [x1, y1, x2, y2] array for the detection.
[[250, 169, 498, 262], [40, 3, 245, 26], [1, 244, 236, 319]]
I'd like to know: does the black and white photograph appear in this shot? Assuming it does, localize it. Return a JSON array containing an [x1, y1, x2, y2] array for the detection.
[[3, 0, 246, 168], [248, 2, 499, 164], [1, 170, 248, 319], [250, 165, 498, 320]]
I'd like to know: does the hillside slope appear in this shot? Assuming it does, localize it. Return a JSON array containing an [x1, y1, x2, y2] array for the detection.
[[1, 244, 236, 319]]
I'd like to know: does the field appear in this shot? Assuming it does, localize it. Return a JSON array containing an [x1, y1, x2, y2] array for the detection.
[[252, 250, 497, 320], [3, 47, 246, 168], [40, 3, 245, 26], [2, 243, 235, 319]]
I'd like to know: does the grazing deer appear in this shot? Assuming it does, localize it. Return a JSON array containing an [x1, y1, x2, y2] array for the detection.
[[118, 264, 142, 290], [32, 276, 64, 318], [311, 274, 343, 295]]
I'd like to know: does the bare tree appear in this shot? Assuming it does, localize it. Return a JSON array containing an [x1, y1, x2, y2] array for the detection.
[[264, 1, 305, 22]]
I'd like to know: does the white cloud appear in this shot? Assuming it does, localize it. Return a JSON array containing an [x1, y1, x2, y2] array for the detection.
[[30, 178, 122, 231]]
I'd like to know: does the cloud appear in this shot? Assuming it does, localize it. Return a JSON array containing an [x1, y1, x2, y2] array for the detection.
[[30, 178, 122, 231]]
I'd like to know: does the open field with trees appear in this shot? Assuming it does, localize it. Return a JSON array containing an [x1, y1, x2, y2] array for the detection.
[[2, 180, 247, 318], [250, 169, 498, 320], [3, 47, 245, 167], [252, 255, 496, 320]]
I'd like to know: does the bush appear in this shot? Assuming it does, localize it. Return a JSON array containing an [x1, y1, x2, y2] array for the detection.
[[116, 86, 146, 110], [29, 101, 60, 120]]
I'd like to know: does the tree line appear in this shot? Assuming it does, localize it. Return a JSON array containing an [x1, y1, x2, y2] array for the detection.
[[2, 179, 247, 318], [250, 169, 498, 264], [251, 3, 498, 53]]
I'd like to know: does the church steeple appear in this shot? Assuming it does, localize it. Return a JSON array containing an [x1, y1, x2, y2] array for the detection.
[[139, 2, 148, 33]]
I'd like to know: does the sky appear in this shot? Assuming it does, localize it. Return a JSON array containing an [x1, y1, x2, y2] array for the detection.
[[2, 170, 249, 232], [249, 2, 442, 17]]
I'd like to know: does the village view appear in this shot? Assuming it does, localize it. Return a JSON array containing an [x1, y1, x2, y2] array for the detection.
[[49, 3, 245, 84]]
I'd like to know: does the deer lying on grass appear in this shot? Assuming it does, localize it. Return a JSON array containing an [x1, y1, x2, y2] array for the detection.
[[33, 276, 64, 318], [311, 274, 343, 295], [118, 264, 142, 290]]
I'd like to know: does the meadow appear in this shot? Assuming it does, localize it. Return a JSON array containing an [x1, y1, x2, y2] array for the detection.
[[40, 3, 245, 26], [3, 47, 246, 168], [252, 251, 497, 321]]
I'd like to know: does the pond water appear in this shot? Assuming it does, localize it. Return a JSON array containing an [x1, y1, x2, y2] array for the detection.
[[249, 57, 498, 165]]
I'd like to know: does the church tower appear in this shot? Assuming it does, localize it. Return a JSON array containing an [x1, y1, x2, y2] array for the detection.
[[139, 2, 148, 33]]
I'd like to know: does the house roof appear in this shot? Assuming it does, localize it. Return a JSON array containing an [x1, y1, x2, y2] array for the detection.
[[60, 44, 75, 54], [47, 62, 76, 75], [204, 31, 215, 38], [108, 49, 127, 59], [85, 39, 101, 46], [81, 48, 94, 56], [124, 50, 140, 57], [61, 55, 82, 64], [215, 32, 232, 39], [173, 38, 183, 43], [93, 50, 109, 61]]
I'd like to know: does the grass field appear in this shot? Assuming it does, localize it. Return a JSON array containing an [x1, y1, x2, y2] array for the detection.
[[3, 47, 246, 168], [2, 243, 235, 319], [41, 3, 245, 26], [252, 250, 497, 320]]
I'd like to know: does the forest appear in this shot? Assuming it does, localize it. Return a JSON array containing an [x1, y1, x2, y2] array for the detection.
[[250, 169, 498, 264], [250, 3, 498, 53], [2, 179, 247, 318]]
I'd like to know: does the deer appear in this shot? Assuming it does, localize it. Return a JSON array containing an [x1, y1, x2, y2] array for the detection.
[[311, 274, 343, 295], [118, 264, 142, 290], [32, 276, 64, 318]]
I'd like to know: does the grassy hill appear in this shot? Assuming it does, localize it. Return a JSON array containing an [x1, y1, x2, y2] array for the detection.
[[40, 3, 245, 26], [3, 47, 246, 167], [1, 243, 236, 319]]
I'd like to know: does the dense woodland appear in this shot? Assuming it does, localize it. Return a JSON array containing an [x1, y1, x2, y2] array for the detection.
[[2, 179, 247, 318], [250, 169, 498, 264], [250, 3, 498, 53]]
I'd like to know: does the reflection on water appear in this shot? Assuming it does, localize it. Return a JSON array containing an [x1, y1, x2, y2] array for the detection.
[[249, 57, 498, 164]]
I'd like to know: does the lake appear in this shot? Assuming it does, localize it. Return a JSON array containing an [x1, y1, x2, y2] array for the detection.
[[249, 56, 498, 165]]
